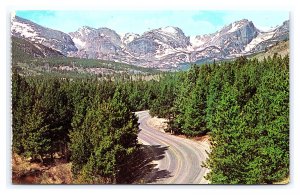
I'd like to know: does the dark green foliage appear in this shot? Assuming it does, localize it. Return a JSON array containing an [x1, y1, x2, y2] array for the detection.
[[12, 72, 31, 154], [12, 75, 71, 160], [149, 74, 179, 118], [204, 56, 289, 184], [181, 65, 211, 136], [20, 99, 51, 160], [244, 56, 289, 183], [12, 72, 142, 183], [204, 83, 246, 184], [69, 86, 139, 183]]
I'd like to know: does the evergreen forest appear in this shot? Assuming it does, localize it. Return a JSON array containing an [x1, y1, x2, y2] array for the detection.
[[12, 54, 289, 184]]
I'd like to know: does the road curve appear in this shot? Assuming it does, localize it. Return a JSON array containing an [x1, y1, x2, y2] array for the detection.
[[136, 110, 209, 184]]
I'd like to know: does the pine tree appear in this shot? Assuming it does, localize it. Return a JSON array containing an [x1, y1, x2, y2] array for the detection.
[[12, 72, 28, 154], [169, 66, 200, 134], [205, 55, 289, 184], [204, 82, 247, 184], [21, 100, 51, 162], [182, 79, 206, 136], [70, 87, 139, 183], [247, 57, 289, 183], [182, 65, 211, 136]]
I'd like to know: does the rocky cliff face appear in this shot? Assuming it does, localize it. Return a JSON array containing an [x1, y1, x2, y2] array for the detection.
[[212, 19, 259, 54], [69, 26, 122, 57], [12, 15, 289, 69], [130, 26, 190, 54]]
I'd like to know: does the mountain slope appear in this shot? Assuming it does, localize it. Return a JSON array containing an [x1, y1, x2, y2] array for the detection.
[[11, 16, 77, 55], [251, 40, 289, 61], [12, 36, 64, 61], [249, 20, 289, 53]]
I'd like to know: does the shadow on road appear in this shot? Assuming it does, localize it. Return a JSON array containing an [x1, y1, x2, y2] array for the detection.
[[118, 144, 172, 184]]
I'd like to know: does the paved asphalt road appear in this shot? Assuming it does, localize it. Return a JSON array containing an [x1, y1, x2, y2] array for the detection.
[[136, 111, 209, 184]]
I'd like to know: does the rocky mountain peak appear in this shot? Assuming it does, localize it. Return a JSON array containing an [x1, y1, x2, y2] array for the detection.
[[234, 18, 250, 25], [220, 19, 255, 34], [76, 26, 94, 35], [122, 33, 140, 45]]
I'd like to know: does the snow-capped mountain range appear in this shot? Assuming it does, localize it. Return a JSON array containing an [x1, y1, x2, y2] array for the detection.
[[11, 15, 289, 69]]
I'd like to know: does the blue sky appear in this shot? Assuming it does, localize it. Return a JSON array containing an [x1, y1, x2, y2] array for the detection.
[[16, 10, 289, 36]]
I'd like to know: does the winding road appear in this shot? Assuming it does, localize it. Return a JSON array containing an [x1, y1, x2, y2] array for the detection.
[[136, 111, 210, 184]]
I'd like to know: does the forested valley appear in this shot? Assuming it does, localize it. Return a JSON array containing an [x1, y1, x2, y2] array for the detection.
[[12, 54, 289, 184]]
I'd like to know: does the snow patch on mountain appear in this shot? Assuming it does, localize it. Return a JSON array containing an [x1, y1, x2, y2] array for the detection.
[[228, 19, 251, 33], [155, 48, 176, 58], [228, 22, 241, 33], [78, 26, 93, 36], [244, 31, 275, 52], [160, 26, 178, 34], [12, 21, 38, 39], [190, 36, 205, 48], [72, 37, 86, 49], [122, 33, 140, 45]]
